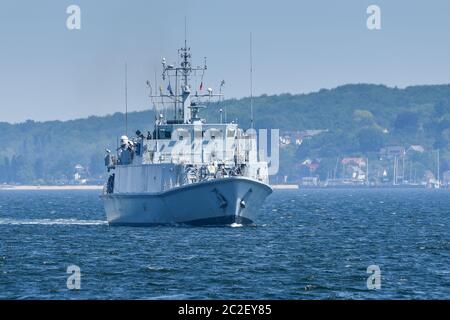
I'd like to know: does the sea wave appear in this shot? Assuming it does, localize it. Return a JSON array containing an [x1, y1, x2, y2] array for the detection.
[[0, 218, 107, 226]]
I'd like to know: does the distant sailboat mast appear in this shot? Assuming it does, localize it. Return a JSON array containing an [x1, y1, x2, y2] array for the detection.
[[366, 157, 369, 185], [437, 148, 440, 187], [393, 155, 397, 186]]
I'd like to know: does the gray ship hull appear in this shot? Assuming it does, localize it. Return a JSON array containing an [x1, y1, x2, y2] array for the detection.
[[101, 177, 272, 226]]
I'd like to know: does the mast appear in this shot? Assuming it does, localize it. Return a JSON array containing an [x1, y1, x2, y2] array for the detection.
[[184, 17, 188, 88], [402, 152, 405, 183], [125, 62, 128, 136], [393, 155, 397, 186], [437, 148, 440, 186], [250, 32, 254, 129], [366, 157, 369, 185], [151, 36, 222, 125], [180, 38, 191, 122]]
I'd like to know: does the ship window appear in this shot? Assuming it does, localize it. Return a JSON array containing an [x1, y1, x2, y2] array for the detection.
[[158, 129, 171, 139], [194, 130, 203, 139], [227, 129, 235, 137], [179, 136, 184, 141]]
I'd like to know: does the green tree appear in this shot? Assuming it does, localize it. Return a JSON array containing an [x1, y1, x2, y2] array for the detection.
[[358, 128, 386, 152], [353, 109, 375, 127], [434, 100, 450, 118], [394, 112, 420, 132]]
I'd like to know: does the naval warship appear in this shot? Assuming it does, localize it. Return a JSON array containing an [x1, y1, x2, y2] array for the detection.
[[101, 42, 272, 226]]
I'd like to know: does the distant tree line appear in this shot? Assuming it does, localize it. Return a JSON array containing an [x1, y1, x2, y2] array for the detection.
[[1, 84, 450, 184]]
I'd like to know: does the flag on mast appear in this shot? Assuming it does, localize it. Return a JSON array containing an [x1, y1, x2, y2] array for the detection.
[[167, 83, 174, 96]]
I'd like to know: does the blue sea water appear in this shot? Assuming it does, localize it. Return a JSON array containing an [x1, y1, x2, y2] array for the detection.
[[0, 188, 450, 300]]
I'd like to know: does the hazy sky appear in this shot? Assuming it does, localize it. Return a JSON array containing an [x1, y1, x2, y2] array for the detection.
[[1, 0, 450, 123]]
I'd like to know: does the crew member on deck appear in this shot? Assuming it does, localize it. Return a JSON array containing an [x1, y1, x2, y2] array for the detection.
[[118, 135, 134, 165]]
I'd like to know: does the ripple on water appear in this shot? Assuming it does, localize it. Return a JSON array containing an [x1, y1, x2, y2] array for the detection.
[[0, 218, 107, 225], [0, 189, 450, 299]]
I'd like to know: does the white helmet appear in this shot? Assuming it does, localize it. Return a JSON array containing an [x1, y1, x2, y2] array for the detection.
[[120, 135, 129, 145]]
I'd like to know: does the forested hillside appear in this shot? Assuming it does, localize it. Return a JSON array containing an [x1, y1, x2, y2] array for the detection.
[[1, 84, 450, 184]]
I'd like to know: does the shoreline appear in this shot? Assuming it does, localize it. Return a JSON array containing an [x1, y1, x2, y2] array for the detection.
[[0, 184, 446, 191], [271, 184, 299, 190], [0, 185, 103, 191]]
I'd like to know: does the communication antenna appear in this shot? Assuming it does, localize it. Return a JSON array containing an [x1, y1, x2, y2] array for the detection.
[[124, 62, 129, 136], [184, 16, 187, 50], [250, 32, 254, 129], [220, 80, 226, 122]]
